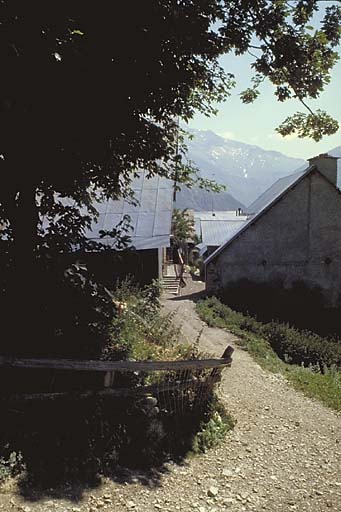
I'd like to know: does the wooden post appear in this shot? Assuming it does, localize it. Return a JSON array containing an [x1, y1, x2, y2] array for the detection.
[[104, 371, 115, 388]]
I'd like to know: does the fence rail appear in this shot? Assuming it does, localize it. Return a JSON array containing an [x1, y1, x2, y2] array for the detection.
[[0, 348, 233, 373], [0, 346, 234, 405]]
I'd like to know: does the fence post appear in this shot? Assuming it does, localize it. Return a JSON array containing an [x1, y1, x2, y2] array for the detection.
[[202, 345, 234, 401]]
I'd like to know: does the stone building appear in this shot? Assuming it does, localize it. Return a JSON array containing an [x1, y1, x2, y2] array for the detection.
[[205, 154, 341, 306]]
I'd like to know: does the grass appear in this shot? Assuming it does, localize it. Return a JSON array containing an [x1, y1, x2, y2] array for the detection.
[[196, 297, 341, 412]]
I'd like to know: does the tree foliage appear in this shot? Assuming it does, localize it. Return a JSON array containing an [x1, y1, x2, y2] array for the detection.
[[231, 0, 341, 138], [0, 1, 339, 354], [172, 208, 196, 246]]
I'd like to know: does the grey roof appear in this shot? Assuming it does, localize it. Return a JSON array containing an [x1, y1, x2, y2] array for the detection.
[[193, 210, 248, 246], [84, 171, 173, 250], [205, 164, 312, 265], [194, 211, 246, 221], [201, 219, 247, 246], [194, 218, 201, 237], [195, 242, 208, 256], [246, 165, 307, 214]]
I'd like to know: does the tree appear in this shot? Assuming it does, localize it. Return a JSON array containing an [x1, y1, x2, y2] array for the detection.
[[0, 1, 340, 354], [171, 208, 197, 246]]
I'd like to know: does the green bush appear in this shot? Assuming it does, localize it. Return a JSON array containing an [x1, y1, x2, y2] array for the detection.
[[0, 450, 25, 483], [197, 297, 341, 370], [105, 278, 187, 362], [196, 296, 236, 329], [192, 398, 234, 453], [287, 365, 341, 411], [262, 322, 341, 370], [197, 296, 341, 411], [219, 279, 341, 338]]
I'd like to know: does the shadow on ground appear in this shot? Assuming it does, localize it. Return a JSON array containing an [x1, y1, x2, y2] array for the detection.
[[165, 274, 207, 304], [1, 393, 215, 503], [1, 276, 220, 503], [16, 464, 174, 504]]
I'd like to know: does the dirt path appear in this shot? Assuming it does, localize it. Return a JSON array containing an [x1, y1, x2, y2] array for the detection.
[[1, 282, 340, 512], [161, 284, 341, 512]]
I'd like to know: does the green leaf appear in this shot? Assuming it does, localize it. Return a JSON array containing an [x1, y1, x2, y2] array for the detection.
[[71, 29, 84, 36], [240, 87, 260, 104], [276, 110, 339, 142]]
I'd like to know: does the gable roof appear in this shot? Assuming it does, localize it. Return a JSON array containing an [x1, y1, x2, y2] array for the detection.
[[193, 210, 248, 247], [204, 164, 313, 265], [200, 219, 247, 246], [246, 165, 307, 214]]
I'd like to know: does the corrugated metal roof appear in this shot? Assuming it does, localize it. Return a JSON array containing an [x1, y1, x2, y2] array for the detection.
[[201, 219, 247, 246], [205, 164, 312, 265], [193, 210, 248, 247], [84, 171, 173, 250]]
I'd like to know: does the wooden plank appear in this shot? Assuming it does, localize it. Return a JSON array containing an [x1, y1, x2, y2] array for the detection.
[[0, 349, 233, 373]]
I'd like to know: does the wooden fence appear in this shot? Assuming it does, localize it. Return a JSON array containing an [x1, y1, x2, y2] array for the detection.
[[0, 346, 234, 408]]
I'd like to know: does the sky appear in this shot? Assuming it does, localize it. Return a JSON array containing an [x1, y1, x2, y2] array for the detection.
[[188, 6, 341, 160]]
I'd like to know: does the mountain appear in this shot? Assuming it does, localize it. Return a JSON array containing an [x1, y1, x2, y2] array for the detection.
[[174, 185, 245, 211], [184, 129, 306, 206]]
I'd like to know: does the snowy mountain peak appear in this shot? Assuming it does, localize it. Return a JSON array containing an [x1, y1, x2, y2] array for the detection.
[[185, 128, 306, 206]]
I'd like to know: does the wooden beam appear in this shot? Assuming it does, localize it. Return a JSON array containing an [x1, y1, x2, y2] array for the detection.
[[0, 347, 233, 373]]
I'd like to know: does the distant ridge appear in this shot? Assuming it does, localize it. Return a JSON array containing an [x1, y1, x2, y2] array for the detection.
[[185, 129, 306, 206]]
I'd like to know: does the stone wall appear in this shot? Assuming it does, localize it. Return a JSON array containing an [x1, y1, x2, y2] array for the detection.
[[207, 170, 341, 307]]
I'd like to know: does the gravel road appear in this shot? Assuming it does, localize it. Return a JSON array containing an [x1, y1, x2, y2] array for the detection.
[[1, 281, 340, 512]]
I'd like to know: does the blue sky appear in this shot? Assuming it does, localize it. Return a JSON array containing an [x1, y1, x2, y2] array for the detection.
[[188, 8, 341, 160]]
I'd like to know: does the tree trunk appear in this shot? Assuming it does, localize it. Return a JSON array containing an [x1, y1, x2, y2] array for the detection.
[[8, 184, 40, 354]]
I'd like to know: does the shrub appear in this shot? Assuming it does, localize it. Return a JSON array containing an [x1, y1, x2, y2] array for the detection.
[[197, 297, 341, 370], [197, 296, 341, 411], [196, 296, 235, 329], [262, 322, 341, 370], [219, 279, 341, 337], [192, 398, 234, 453], [105, 278, 186, 362], [0, 450, 25, 483]]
